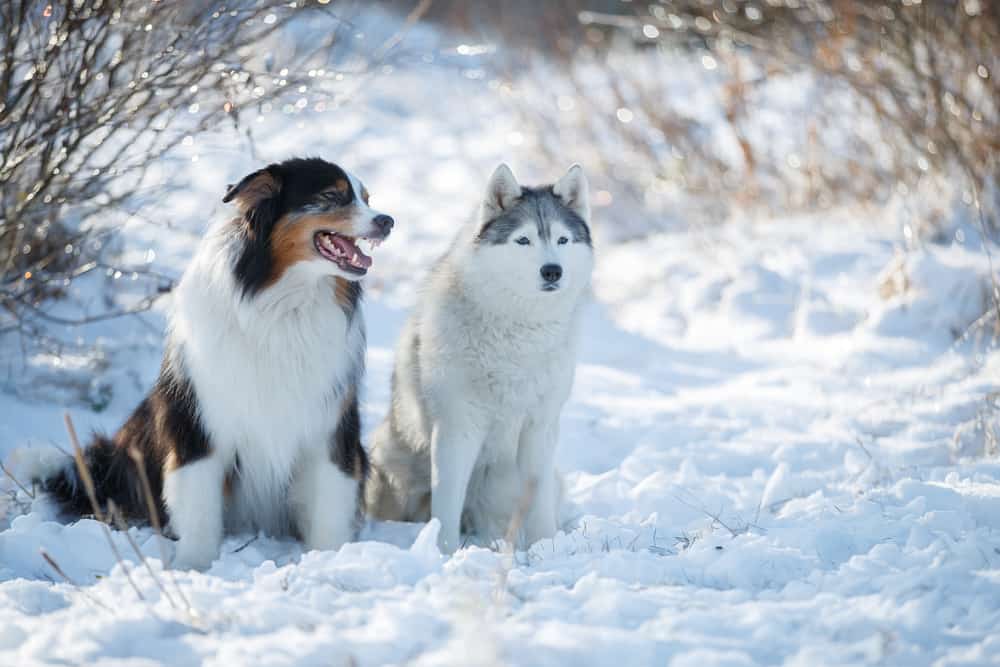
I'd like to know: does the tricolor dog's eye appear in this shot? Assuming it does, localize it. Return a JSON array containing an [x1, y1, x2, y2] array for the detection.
[[515, 236, 531, 245], [557, 236, 569, 245]]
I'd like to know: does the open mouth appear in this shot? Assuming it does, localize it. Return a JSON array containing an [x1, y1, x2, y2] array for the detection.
[[313, 231, 381, 275], [541, 283, 560, 292]]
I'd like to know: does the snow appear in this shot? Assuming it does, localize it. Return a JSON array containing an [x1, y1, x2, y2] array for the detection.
[[2, 17, 1000, 667]]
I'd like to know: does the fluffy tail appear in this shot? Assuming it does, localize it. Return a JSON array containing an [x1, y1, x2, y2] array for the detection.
[[17, 437, 160, 522]]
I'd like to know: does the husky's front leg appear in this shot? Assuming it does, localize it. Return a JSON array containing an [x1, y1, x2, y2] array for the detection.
[[290, 448, 359, 552], [430, 414, 487, 553], [517, 416, 559, 547], [164, 455, 225, 570]]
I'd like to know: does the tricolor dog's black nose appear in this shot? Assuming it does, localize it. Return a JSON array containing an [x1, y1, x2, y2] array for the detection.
[[373, 214, 394, 236], [540, 263, 562, 283]]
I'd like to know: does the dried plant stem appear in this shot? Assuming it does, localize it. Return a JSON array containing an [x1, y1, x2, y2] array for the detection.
[[63, 413, 104, 522], [494, 478, 537, 602], [63, 413, 146, 603], [108, 500, 176, 610], [40, 548, 113, 614], [126, 446, 193, 612], [0, 460, 34, 498]]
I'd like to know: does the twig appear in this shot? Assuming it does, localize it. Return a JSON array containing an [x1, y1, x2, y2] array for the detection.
[[370, 0, 434, 63], [63, 414, 147, 602], [232, 535, 259, 554], [63, 413, 104, 522], [671, 490, 763, 538], [40, 548, 113, 614], [493, 479, 537, 603], [126, 446, 193, 612], [968, 174, 1000, 327], [108, 500, 176, 610], [0, 460, 34, 498]]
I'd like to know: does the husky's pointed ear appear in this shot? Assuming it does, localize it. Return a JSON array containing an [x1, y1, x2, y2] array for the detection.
[[482, 163, 521, 219], [222, 166, 282, 214], [552, 164, 590, 221]]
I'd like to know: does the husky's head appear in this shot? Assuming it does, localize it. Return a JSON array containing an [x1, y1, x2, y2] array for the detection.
[[471, 163, 593, 304]]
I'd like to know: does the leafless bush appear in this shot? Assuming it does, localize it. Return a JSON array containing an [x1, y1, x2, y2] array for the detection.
[[0, 0, 397, 397], [423, 1, 999, 236]]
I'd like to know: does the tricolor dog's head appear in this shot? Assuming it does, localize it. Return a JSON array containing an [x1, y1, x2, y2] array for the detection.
[[472, 163, 593, 302], [222, 157, 393, 296]]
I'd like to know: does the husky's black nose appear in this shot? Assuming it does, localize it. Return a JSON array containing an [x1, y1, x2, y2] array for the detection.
[[540, 263, 562, 283], [373, 214, 394, 236]]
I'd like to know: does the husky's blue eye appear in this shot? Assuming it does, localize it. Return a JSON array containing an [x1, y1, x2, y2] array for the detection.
[[515, 236, 530, 245], [557, 236, 569, 245]]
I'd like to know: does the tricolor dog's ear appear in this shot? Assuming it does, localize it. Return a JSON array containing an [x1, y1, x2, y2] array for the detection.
[[552, 164, 590, 222], [222, 166, 282, 213], [481, 163, 522, 220]]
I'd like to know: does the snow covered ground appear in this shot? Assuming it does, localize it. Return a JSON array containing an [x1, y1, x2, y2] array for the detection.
[[2, 18, 1000, 667]]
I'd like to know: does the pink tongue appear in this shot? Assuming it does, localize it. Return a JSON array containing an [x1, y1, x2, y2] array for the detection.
[[330, 235, 372, 268]]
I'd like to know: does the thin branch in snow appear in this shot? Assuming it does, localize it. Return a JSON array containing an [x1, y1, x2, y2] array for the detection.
[[126, 446, 194, 614], [64, 412, 104, 523], [0, 460, 34, 499], [39, 548, 113, 614], [493, 478, 537, 603], [108, 499, 177, 611]]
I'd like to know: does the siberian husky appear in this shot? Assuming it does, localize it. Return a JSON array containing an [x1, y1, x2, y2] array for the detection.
[[366, 163, 592, 552]]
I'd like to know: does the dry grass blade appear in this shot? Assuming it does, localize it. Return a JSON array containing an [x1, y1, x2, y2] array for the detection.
[[64, 413, 148, 602], [64, 412, 104, 522], [0, 460, 35, 498], [126, 446, 193, 612], [108, 499, 176, 610], [371, 0, 434, 62], [40, 548, 113, 613], [494, 478, 537, 603], [503, 479, 537, 549], [95, 517, 146, 604]]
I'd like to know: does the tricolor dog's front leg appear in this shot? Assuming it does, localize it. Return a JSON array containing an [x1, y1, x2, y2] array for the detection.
[[291, 398, 365, 552], [290, 451, 359, 551], [164, 454, 225, 570]]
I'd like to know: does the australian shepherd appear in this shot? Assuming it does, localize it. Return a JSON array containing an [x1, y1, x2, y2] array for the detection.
[[29, 157, 393, 569]]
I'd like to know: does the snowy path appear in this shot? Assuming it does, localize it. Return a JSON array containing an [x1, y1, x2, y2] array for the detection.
[[2, 217, 999, 666]]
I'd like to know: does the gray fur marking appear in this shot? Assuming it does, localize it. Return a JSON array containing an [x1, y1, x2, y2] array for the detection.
[[477, 187, 591, 246]]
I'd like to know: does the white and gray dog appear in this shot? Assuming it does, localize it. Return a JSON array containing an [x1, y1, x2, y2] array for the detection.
[[366, 163, 593, 552]]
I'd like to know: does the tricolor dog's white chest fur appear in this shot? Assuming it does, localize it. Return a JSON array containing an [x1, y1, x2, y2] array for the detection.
[[171, 228, 364, 534]]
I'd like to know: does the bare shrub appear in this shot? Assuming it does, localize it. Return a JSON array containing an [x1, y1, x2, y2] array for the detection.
[[419, 1, 999, 236], [0, 0, 386, 398]]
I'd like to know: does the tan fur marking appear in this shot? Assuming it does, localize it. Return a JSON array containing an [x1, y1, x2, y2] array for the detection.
[[333, 277, 358, 312], [162, 450, 178, 474], [231, 171, 280, 214], [266, 211, 357, 287]]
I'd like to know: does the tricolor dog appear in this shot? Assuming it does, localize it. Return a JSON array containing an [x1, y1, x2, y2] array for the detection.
[[29, 157, 392, 569]]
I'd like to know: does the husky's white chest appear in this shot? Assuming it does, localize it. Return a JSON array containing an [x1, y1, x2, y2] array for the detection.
[[475, 322, 574, 410]]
